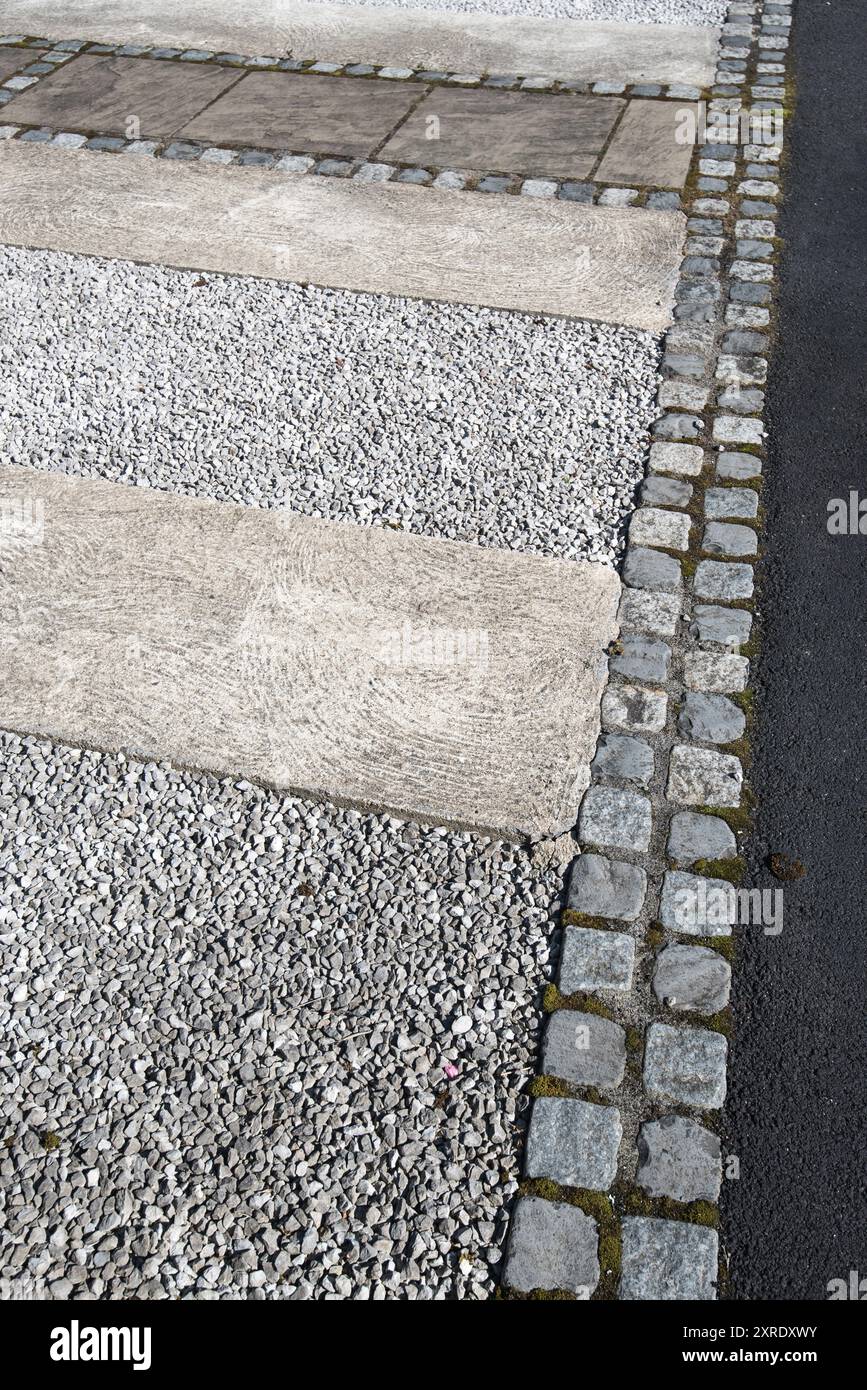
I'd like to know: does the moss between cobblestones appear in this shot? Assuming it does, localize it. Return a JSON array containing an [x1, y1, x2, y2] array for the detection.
[[688, 934, 735, 963], [692, 856, 746, 884], [677, 1005, 733, 1040], [543, 984, 614, 1021], [617, 1183, 719, 1229], [529, 1075, 608, 1107], [697, 784, 755, 835], [645, 924, 666, 952], [560, 910, 608, 931]]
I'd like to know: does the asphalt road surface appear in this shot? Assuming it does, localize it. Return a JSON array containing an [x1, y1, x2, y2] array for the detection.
[[722, 0, 867, 1301]]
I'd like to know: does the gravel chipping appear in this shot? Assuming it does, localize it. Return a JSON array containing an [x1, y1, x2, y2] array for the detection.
[[0, 732, 558, 1300], [313, 0, 729, 25], [0, 246, 661, 566]]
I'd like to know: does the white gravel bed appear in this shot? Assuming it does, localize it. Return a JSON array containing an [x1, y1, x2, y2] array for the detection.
[[312, 0, 729, 25], [0, 246, 660, 566], [0, 733, 558, 1300]]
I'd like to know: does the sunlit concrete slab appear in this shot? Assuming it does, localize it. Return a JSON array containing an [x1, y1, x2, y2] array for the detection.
[[0, 143, 685, 331], [0, 467, 620, 839], [0, 3, 720, 87]]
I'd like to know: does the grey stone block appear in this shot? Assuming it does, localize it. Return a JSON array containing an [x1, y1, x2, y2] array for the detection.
[[703, 522, 758, 557], [721, 330, 767, 355], [694, 560, 754, 600], [659, 378, 708, 410], [653, 413, 703, 441], [690, 604, 752, 648], [684, 652, 749, 693], [591, 733, 654, 787], [662, 351, 706, 378], [648, 442, 704, 477], [653, 943, 732, 1014], [629, 507, 691, 552], [641, 475, 693, 509], [659, 870, 734, 937], [667, 811, 737, 865], [505, 1196, 599, 1295], [705, 486, 758, 521], [716, 449, 763, 481], [602, 684, 667, 735], [637, 1115, 722, 1202], [559, 925, 635, 994], [558, 180, 594, 203], [667, 745, 743, 807], [623, 547, 682, 594], [618, 588, 681, 638], [678, 692, 746, 744], [542, 1011, 626, 1090], [525, 1096, 622, 1189], [611, 634, 671, 684], [643, 1022, 728, 1108], [620, 1218, 718, 1300], [567, 853, 647, 922], [713, 413, 764, 445], [579, 785, 651, 852]]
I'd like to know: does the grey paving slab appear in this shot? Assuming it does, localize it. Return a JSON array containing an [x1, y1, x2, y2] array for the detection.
[[0, 46, 45, 82], [595, 99, 696, 189], [0, 466, 620, 841], [181, 72, 424, 158], [0, 144, 685, 331], [5, 53, 240, 139], [0, 5, 721, 87], [380, 87, 623, 181]]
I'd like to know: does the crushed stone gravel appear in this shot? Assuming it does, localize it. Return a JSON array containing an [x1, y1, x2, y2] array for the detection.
[[0, 246, 661, 566], [313, 0, 729, 25], [0, 732, 558, 1300]]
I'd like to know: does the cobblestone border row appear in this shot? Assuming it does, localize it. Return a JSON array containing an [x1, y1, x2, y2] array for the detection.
[[502, 0, 790, 1301], [0, 31, 721, 102], [0, 113, 690, 210]]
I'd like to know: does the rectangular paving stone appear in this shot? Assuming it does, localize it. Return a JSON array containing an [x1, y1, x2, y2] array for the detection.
[[579, 785, 651, 852], [0, 4, 722, 88], [595, 100, 695, 189], [0, 143, 685, 332], [667, 745, 743, 808], [181, 72, 424, 158], [559, 925, 635, 994], [637, 1116, 722, 1203], [505, 1197, 599, 1296], [5, 53, 241, 138], [525, 1097, 622, 1190], [0, 467, 620, 841], [0, 45, 44, 81], [567, 853, 647, 921], [659, 869, 736, 937], [621, 1217, 718, 1300], [542, 1010, 627, 1098], [591, 733, 654, 787], [653, 942, 731, 1015], [679, 690, 746, 746], [380, 87, 622, 181], [644, 1022, 728, 1108]]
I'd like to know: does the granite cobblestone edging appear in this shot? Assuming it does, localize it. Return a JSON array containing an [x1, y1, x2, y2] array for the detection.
[[502, 0, 788, 1301]]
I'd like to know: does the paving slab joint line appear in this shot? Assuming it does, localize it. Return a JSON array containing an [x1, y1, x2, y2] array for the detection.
[[501, 0, 789, 1302]]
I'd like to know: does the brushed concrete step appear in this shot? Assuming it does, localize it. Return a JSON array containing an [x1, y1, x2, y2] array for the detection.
[[0, 466, 620, 839], [0, 2, 720, 87], [0, 142, 684, 331]]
